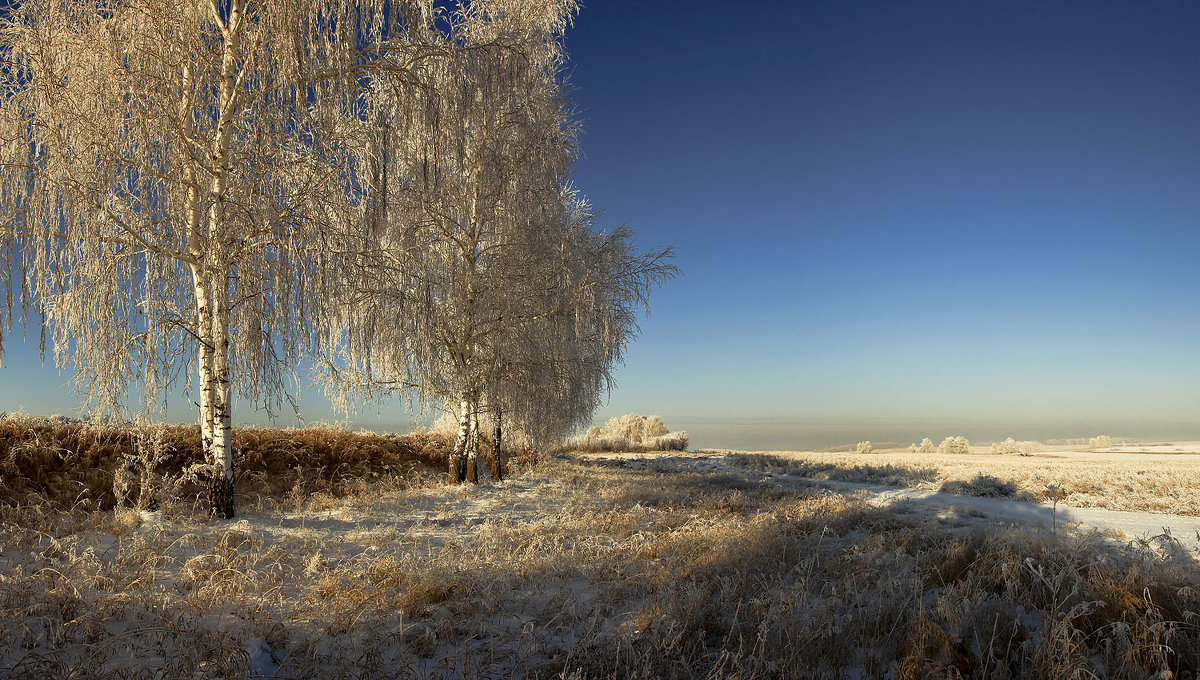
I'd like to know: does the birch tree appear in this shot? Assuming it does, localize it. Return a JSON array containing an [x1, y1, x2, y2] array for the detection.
[[324, 9, 676, 482], [0, 0, 443, 517], [478, 199, 676, 467]]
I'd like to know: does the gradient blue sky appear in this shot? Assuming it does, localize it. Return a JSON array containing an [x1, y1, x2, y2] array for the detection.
[[4, 1, 1200, 449]]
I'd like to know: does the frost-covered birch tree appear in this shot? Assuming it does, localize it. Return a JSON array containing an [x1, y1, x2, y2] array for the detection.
[[477, 198, 675, 474], [322, 1, 675, 483], [0, 0, 444, 517]]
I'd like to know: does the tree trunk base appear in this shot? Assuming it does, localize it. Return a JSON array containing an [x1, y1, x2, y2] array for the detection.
[[491, 419, 503, 482], [208, 473, 235, 519], [466, 455, 478, 484]]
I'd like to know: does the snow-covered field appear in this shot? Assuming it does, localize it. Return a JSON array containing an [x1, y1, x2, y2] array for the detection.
[[709, 445, 1200, 516], [3, 450, 1200, 678], [621, 452, 1200, 544]]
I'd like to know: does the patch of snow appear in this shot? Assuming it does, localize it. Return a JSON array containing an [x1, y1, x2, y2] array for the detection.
[[244, 636, 277, 678]]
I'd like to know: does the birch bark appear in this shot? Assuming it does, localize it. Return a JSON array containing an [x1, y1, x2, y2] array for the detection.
[[490, 410, 503, 482], [465, 400, 480, 483], [199, 0, 242, 518], [449, 394, 471, 484]]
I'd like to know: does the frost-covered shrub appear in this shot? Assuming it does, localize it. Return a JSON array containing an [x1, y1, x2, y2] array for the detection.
[[938, 436, 970, 455], [908, 438, 936, 453], [940, 474, 1018, 498], [1018, 440, 1043, 455], [646, 432, 689, 451], [989, 438, 1042, 455], [991, 438, 1018, 455], [1089, 435, 1113, 450], [570, 414, 688, 452], [856, 441, 873, 454]]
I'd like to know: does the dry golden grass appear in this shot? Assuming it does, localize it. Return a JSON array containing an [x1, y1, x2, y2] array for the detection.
[[725, 448, 1200, 515], [2, 432, 1200, 678]]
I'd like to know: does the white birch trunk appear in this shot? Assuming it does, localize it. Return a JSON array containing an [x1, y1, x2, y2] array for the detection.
[[203, 0, 241, 518], [490, 409, 503, 482], [207, 278, 235, 517], [449, 394, 471, 483], [465, 399, 480, 483], [189, 265, 214, 444]]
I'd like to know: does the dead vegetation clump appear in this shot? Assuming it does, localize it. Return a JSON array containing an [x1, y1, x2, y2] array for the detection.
[[0, 413, 449, 513], [939, 473, 1029, 500]]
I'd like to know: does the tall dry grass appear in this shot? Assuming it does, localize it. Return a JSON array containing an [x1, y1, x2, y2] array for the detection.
[[0, 413, 450, 514]]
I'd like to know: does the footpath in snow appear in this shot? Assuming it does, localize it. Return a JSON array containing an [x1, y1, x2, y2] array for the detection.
[[776, 474, 1200, 542]]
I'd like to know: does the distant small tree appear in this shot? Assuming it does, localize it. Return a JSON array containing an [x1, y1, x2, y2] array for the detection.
[[856, 441, 873, 454], [918, 438, 935, 453], [939, 436, 970, 455], [991, 437, 1020, 455], [1089, 435, 1113, 450]]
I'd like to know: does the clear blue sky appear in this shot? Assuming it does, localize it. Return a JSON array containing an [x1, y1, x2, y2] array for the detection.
[[4, 0, 1200, 449]]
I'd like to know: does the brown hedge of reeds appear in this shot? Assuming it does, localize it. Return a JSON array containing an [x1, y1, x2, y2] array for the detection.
[[0, 414, 450, 512]]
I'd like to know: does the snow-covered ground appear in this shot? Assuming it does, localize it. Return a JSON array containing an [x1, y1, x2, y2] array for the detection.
[[1104, 441, 1200, 454], [5, 450, 1200, 678], [589, 451, 1200, 550]]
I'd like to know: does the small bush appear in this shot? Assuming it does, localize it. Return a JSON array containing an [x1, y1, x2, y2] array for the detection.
[[940, 474, 1019, 498], [938, 436, 970, 455], [909, 438, 935, 453], [856, 441, 873, 454], [991, 437, 1019, 455], [1019, 440, 1043, 455]]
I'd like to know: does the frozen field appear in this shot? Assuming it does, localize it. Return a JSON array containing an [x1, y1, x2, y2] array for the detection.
[[3, 448, 1200, 678], [707, 445, 1200, 516]]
